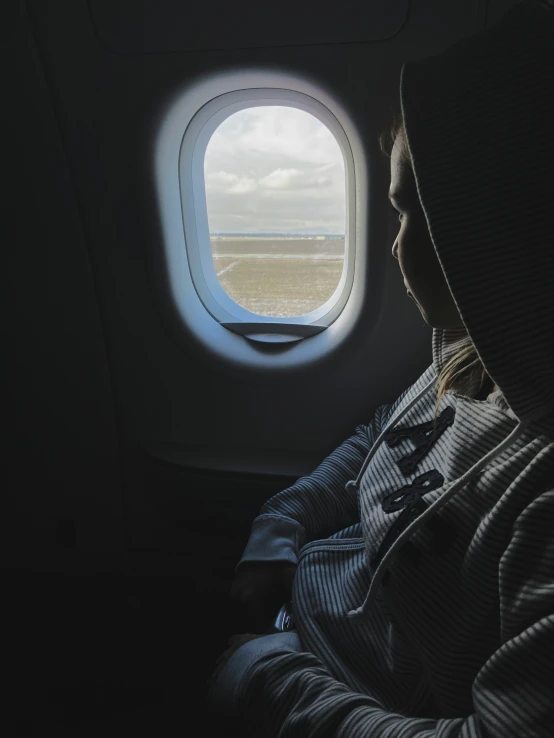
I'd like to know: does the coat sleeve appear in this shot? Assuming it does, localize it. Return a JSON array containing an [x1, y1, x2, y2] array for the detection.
[[223, 489, 554, 738], [237, 403, 393, 570]]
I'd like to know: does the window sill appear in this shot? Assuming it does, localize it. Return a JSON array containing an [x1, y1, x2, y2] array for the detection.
[[222, 322, 326, 344]]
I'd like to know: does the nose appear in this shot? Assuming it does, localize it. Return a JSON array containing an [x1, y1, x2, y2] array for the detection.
[[392, 236, 399, 260]]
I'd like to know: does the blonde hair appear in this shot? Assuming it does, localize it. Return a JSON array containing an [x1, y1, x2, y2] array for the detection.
[[378, 112, 490, 417], [433, 342, 489, 418]]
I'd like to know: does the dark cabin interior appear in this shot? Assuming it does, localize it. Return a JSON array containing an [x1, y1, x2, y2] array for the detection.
[[10, 1, 520, 734]]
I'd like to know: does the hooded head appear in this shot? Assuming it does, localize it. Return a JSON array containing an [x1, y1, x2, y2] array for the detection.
[[395, 0, 554, 434]]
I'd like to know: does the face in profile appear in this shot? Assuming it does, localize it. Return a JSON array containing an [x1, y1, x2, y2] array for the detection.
[[389, 136, 464, 330]]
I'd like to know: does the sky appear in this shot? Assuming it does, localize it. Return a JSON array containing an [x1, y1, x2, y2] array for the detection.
[[204, 106, 346, 235]]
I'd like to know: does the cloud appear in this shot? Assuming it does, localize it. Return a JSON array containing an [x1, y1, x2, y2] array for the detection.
[[206, 171, 257, 195], [203, 106, 346, 233], [259, 168, 302, 190], [258, 168, 334, 192]]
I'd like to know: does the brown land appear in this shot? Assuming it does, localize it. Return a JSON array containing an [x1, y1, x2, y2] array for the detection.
[[211, 238, 345, 318]]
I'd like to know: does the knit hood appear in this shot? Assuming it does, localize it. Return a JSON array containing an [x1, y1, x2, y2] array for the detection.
[[400, 0, 554, 436]]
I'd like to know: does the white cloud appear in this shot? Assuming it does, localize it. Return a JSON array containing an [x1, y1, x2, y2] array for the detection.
[[259, 168, 303, 190], [206, 171, 257, 195], [229, 179, 257, 195], [207, 171, 236, 188], [258, 168, 334, 192], [203, 106, 346, 233]]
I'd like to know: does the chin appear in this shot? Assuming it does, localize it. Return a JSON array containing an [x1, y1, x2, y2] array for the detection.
[[411, 297, 463, 330], [416, 305, 451, 330], [409, 296, 432, 325], [426, 315, 464, 330]]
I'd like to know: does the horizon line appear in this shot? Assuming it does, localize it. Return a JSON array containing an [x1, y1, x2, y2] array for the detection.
[[209, 232, 346, 236]]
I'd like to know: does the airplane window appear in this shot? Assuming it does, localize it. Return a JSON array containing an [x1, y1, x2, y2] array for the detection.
[[204, 106, 346, 318], [171, 84, 358, 351]]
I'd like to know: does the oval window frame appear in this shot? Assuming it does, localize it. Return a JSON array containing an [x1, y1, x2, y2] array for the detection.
[[179, 89, 356, 339]]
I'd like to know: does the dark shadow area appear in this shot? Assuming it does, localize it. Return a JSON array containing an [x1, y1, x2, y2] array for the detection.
[[9, 452, 297, 735]]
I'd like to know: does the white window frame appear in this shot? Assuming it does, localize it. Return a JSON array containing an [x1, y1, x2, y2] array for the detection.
[[153, 69, 369, 370], [179, 90, 356, 343]]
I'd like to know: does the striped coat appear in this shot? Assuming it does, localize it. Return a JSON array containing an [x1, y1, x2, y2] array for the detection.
[[209, 329, 554, 737]]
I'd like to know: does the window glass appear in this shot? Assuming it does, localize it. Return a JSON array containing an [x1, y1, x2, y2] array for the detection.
[[204, 106, 346, 318]]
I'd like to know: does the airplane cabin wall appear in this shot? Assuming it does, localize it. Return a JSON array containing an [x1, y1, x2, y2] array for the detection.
[[13, 0, 523, 575], [12, 1, 124, 576], [20, 0, 492, 566]]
